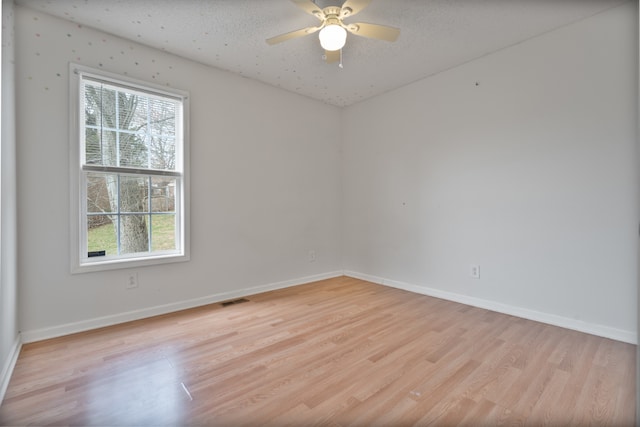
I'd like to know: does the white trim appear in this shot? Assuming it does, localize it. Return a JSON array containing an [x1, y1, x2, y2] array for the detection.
[[344, 271, 637, 344], [69, 62, 191, 274], [20, 270, 634, 345], [0, 334, 22, 404], [21, 271, 343, 343]]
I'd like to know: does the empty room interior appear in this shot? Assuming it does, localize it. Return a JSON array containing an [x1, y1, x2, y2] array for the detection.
[[1, 0, 639, 425]]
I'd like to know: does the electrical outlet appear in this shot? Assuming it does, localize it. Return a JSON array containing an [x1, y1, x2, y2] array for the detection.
[[308, 250, 316, 262], [470, 265, 480, 279], [126, 272, 139, 289]]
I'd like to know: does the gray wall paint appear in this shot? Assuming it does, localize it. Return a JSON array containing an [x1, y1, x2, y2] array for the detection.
[[636, 2, 640, 423], [9, 2, 639, 346], [342, 2, 638, 339], [0, 0, 19, 399], [15, 6, 342, 336]]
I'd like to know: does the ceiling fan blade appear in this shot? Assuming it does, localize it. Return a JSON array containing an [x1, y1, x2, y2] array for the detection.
[[291, 0, 324, 20], [345, 22, 400, 42], [339, 0, 372, 19], [266, 26, 322, 45], [324, 50, 340, 63]]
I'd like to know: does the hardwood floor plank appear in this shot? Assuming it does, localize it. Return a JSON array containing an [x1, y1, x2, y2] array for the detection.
[[525, 364, 572, 426], [0, 276, 635, 426], [457, 397, 503, 426], [414, 395, 477, 426]]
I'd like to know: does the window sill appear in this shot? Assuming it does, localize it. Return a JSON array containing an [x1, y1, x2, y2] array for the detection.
[[72, 252, 190, 274]]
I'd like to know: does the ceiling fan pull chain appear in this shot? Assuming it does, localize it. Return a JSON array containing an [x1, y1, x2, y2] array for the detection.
[[339, 48, 344, 69]]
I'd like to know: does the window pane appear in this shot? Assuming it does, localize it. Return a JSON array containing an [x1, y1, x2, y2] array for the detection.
[[119, 132, 148, 168], [77, 69, 186, 269], [85, 129, 117, 167], [85, 90, 98, 126], [98, 130, 118, 167], [101, 88, 117, 127], [118, 92, 148, 132], [149, 98, 176, 136], [151, 214, 176, 251], [151, 177, 176, 212], [120, 214, 149, 254], [150, 136, 176, 170], [87, 215, 117, 256], [85, 85, 117, 128], [87, 173, 116, 213], [89, 84, 116, 129], [119, 176, 149, 213], [85, 128, 101, 165]]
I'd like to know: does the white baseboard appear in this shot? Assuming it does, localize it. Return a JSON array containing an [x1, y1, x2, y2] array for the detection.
[[21, 271, 343, 343], [0, 333, 22, 404], [344, 271, 636, 344], [20, 270, 636, 345]]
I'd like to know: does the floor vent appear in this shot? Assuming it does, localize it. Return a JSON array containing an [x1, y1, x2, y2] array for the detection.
[[221, 298, 250, 307]]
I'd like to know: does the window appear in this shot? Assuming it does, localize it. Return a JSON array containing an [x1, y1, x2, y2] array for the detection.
[[70, 64, 189, 272]]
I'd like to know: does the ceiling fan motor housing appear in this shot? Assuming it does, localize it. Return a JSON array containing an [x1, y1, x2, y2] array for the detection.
[[266, 0, 400, 62], [323, 6, 342, 19]]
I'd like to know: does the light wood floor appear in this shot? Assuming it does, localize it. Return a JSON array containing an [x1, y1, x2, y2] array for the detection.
[[0, 276, 635, 426]]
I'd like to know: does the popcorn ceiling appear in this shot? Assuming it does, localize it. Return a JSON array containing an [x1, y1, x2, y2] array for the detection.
[[16, 0, 626, 106]]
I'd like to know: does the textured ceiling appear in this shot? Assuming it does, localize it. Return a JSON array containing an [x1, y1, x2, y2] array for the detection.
[[16, 0, 628, 106]]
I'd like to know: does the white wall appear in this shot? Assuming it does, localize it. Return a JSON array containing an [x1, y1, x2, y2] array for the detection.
[[343, 2, 638, 342], [12, 2, 639, 345], [1, 0, 20, 401], [15, 6, 343, 340], [636, 3, 640, 421]]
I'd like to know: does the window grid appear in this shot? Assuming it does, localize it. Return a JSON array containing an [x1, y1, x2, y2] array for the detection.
[[76, 69, 186, 267], [82, 171, 180, 258], [83, 174, 180, 256]]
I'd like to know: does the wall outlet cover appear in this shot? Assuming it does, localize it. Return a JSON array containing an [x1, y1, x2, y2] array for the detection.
[[470, 265, 480, 279]]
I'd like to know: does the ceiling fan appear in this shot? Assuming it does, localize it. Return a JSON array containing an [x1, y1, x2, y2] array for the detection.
[[266, 0, 400, 63]]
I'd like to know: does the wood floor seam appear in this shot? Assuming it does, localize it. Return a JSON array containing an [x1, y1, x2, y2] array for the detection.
[[0, 276, 635, 426]]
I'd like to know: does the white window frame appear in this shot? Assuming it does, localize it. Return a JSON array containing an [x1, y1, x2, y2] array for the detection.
[[70, 63, 190, 273]]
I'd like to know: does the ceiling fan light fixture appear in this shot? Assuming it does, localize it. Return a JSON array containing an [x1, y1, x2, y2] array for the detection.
[[319, 24, 347, 51]]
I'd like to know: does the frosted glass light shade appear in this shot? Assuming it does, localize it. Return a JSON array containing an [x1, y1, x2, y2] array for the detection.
[[319, 25, 347, 51]]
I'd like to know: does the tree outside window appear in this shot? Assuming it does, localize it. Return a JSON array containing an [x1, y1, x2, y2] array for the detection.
[[72, 66, 188, 271]]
